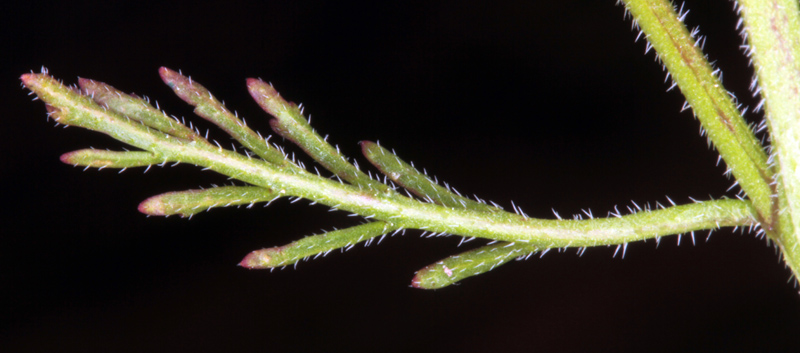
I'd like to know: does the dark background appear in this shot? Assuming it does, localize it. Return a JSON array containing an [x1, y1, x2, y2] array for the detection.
[[3, 0, 799, 351]]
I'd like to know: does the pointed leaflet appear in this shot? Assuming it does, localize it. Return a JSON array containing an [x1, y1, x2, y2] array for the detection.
[[159, 67, 298, 170], [79, 78, 200, 141], [412, 242, 538, 289], [247, 78, 388, 191], [361, 140, 501, 213], [61, 149, 166, 168], [240, 221, 399, 268], [139, 186, 281, 217], [21, 72, 178, 150]]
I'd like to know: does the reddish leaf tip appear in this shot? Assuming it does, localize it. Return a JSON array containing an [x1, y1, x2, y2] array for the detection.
[[158, 67, 186, 89], [158, 67, 208, 105], [359, 140, 376, 154], [246, 78, 281, 101], [138, 196, 167, 216], [239, 251, 265, 269], [245, 77, 263, 87], [76, 77, 101, 94], [410, 273, 424, 289], [20, 73, 40, 87], [59, 151, 77, 164], [158, 66, 174, 79]]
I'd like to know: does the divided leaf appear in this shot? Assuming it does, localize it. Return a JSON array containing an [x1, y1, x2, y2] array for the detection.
[[22, 63, 767, 289]]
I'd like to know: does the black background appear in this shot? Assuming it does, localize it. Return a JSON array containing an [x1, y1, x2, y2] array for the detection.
[[3, 0, 799, 351]]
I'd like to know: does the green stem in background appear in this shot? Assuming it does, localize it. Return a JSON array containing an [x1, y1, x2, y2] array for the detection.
[[736, 0, 800, 282]]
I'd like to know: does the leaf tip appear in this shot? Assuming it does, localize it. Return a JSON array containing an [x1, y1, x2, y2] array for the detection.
[[76, 76, 92, 88], [157, 66, 175, 83], [410, 274, 424, 289], [239, 250, 271, 269], [59, 151, 79, 165], [138, 195, 167, 216], [20, 73, 35, 85], [20, 68, 53, 88], [20, 72, 46, 90], [410, 271, 440, 289], [410, 267, 440, 290], [247, 79, 296, 119], [245, 77, 264, 89], [159, 67, 208, 106]]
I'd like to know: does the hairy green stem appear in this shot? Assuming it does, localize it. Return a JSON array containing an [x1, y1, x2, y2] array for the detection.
[[413, 198, 755, 288], [620, 0, 774, 228], [737, 0, 800, 281]]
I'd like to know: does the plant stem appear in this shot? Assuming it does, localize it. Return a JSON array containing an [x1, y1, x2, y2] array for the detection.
[[619, 0, 774, 228], [737, 0, 800, 281]]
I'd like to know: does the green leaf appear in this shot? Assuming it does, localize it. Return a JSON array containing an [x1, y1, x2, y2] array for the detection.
[[79, 77, 200, 141], [412, 241, 537, 289], [239, 221, 398, 268], [159, 67, 297, 169], [60, 149, 165, 169], [361, 140, 502, 213], [247, 78, 388, 191], [138, 185, 281, 217]]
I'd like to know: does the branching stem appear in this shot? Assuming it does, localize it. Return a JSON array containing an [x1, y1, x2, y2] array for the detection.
[[22, 70, 757, 287]]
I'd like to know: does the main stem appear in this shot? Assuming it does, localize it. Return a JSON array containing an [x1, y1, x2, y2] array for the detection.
[[737, 0, 800, 282]]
